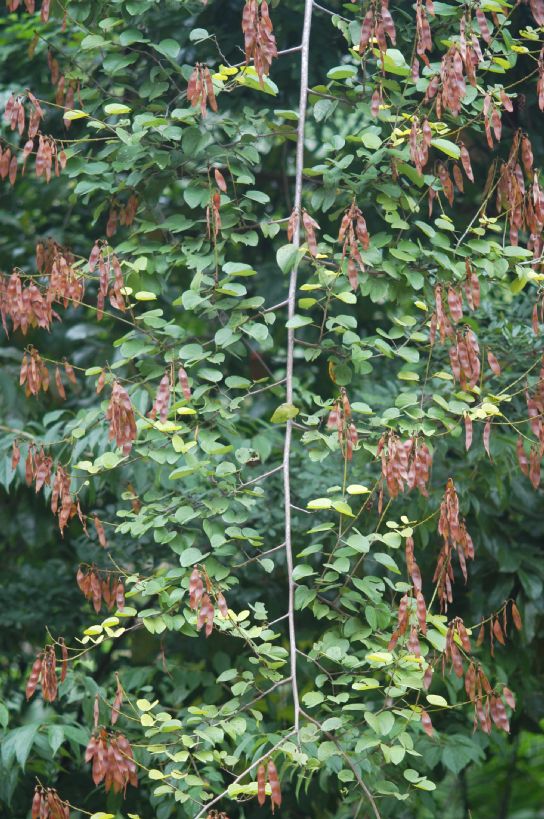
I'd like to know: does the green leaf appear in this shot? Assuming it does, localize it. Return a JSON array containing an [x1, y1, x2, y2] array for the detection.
[[376, 48, 410, 76], [155, 39, 180, 60], [426, 694, 449, 707], [0, 702, 8, 728], [365, 711, 394, 736], [136, 698, 155, 711], [292, 564, 316, 581], [430, 138, 461, 159], [236, 66, 278, 95], [63, 109, 89, 120], [2, 724, 39, 770], [104, 103, 132, 115], [81, 34, 107, 50], [270, 403, 300, 423], [327, 65, 358, 80], [179, 547, 204, 568], [189, 28, 209, 42], [134, 290, 158, 301], [321, 717, 343, 731], [373, 552, 401, 573], [360, 131, 382, 150], [307, 497, 332, 509], [286, 315, 313, 329], [332, 500, 354, 517], [276, 243, 300, 273], [48, 725, 64, 755], [302, 691, 325, 707]]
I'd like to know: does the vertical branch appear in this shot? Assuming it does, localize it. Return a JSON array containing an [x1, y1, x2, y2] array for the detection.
[[283, 0, 314, 736]]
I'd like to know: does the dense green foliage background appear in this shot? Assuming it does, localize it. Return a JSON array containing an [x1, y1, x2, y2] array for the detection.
[[0, 0, 543, 817]]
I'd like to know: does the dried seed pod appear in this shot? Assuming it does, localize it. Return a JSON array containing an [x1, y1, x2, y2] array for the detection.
[[416, 591, 427, 635], [483, 420, 492, 459], [502, 687, 516, 709], [42, 645, 58, 702], [492, 616, 506, 646], [55, 367, 66, 400], [476, 622, 485, 647], [464, 662, 476, 702], [26, 653, 43, 700], [11, 440, 21, 470], [487, 350, 501, 376], [214, 168, 227, 192], [464, 414, 473, 451], [301, 208, 320, 256], [189, 567, 204, 610], [111, 674, 123, 725], [517, 437, 529, 476], [94, 516, 107, 548], [242, 0, 278, 84], [148, 372, 171, 423], [267, 760, 282, 811], [31, 788, 42, 819], [511, 601, 522, 631], [197, 593, 215, 637], [216, 592, 228, 618], [90, 571, 102, 613], [257, 763, 266, 806], [63, 359, 77, 385], [115, 581, 125, 611], [420, 709, 433, 737], [178, 366, 191, 400], [456, 618, 471, 652], [59, 637, 68, 683]]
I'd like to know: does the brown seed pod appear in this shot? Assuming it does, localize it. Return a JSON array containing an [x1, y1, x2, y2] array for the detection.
[[26, 653, 43, 700], [267, 760, 282, 811], [59, 638, 68, 683], [511, 601, 522, 631], [420, 709, 433, 737], [257, 763, 266, 806]]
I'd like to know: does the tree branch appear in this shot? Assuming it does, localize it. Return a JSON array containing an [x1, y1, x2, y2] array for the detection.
[[193, 729, 297, 819], [301, 710, 382, 819], [239, 464, 282, 488], [282, 0, 314, 739]]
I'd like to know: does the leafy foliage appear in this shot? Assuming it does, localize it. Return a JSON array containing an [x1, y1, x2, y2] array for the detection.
[[0, 0, 543, 818]]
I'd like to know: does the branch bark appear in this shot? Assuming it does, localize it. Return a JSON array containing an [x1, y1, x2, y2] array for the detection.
[[283, 0, 314, 738]]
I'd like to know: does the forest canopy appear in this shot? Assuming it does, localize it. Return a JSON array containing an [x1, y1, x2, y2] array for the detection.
[[0, 0, 543, 818]]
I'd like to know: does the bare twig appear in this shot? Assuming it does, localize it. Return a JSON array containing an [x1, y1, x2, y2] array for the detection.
[[282, 0, 314, 739], [301, 710, 382, 819], [193, 729, 297, 819], [238, 465, 282, 488], [230, 44, 303, 69], [243, 378, 286, 398], [312, 1, 350, 22], [233, 542, 286, 568]]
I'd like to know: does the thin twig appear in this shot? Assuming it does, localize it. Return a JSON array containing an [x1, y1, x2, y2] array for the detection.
[[238, 465, 282, 488], [312, 1, 351, 21], [268, 612, 289, 626], [230, 44, 303, 69], [233, 542, 286, 568], [243, 378, 286, 398], [241, 676, 292, 711], [193, 729, 297, 819], [261, 299, 289, 313], [301, 710, 382, 819]]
